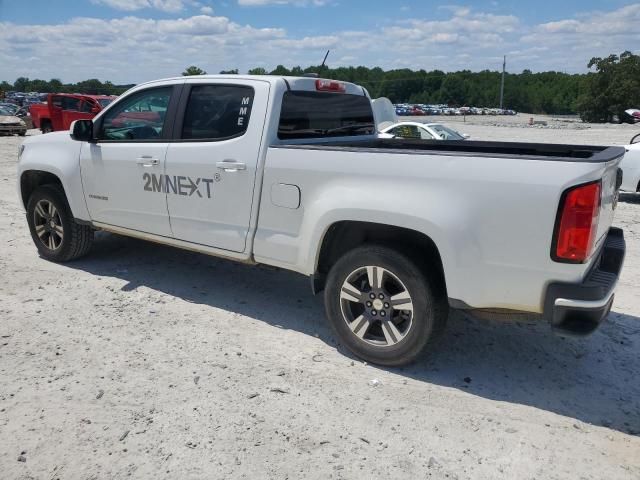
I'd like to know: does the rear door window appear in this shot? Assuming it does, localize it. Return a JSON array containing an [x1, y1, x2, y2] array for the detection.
[[278, 91, 375, 140], [180, 85, 254, 140]]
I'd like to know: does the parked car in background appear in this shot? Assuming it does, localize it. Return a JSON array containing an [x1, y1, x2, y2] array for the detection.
[[30, 93, 117, 133], [625, 109, 640, 123], [0, 105, 27, 136], [620, 134, 640, 193], [0, 103, 19, 115], [0, 103, 29, 119], [380, 121, 469, 140]]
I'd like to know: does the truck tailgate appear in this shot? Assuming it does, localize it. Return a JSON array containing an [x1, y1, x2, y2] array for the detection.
[[593, 159, 623, 255]]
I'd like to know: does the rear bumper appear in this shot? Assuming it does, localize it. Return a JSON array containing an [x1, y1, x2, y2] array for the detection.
[[544, 227, 625, 335]]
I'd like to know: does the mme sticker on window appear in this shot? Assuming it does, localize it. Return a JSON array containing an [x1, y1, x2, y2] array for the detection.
[[237, 95, 252, 127]]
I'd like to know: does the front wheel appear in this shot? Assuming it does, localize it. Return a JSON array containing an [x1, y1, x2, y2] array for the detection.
[[26, 185, 94, 262], [324, 245, 447, 366]]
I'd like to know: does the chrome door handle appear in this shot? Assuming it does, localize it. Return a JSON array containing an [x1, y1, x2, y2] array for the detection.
[[136, 156, 159, 167], [216, 160, 246, 172]]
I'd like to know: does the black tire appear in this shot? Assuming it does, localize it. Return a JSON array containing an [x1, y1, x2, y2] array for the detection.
[[18, 130, 26, 137], [324, 245, 447, 366], [41, 121, 52, 134], [26, 185, 94, 262]]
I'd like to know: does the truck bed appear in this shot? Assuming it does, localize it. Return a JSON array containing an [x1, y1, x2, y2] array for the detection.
[[273, 139, 626, 163]]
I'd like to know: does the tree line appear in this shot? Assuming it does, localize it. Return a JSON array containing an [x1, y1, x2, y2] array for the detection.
[[182, 64, 582, 114], [0, 78, 134, 97], [3, 51, 638, 121]]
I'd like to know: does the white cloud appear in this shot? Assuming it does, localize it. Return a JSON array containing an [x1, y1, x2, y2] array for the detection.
[[92, 0, 186, 13], [520, 3, 640, 63], [200, 6, 214, 14], [0, 5, 639, 84]]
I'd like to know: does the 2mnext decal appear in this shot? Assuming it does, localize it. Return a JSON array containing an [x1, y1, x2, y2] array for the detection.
[[143, 173, 214, 198]]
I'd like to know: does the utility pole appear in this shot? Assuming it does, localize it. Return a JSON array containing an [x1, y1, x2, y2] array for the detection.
[[499, 55, 506, 110]]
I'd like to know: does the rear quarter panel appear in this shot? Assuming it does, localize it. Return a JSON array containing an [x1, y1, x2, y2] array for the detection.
[[255, 146, 617, 313]]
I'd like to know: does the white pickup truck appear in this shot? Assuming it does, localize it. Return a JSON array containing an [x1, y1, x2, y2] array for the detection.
[[17, 75, 627, 365]]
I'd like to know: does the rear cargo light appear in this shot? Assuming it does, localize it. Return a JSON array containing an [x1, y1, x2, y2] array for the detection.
[[553, 181, 601, 263], [315, 79, 346, 93]]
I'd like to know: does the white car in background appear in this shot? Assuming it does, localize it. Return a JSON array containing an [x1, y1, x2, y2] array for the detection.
[[380, 121, 470, 141], [621, 133, 640, 193]]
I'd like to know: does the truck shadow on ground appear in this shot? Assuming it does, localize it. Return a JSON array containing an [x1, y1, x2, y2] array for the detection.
[[71, 232, 640, 436]]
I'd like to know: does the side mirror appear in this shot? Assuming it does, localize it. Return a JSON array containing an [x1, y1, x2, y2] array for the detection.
[[70, 119, 94, 142]]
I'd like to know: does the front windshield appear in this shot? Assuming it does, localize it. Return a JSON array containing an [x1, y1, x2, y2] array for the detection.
[[0, 106, 15, 116], [430, 124, 464, 140]]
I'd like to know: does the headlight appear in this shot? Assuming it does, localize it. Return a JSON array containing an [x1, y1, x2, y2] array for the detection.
[[19, 119, 26, 126], [18, 144, 25, 160]]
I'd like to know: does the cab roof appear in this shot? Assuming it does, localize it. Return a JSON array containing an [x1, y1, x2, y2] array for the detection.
[[135, 74, 367, 96]]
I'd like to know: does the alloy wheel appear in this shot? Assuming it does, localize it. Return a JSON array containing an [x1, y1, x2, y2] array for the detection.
[[33, 199, 64, 251], [339, 265, 414, 347]]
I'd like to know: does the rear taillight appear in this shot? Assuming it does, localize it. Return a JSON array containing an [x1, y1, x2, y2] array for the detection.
[[315, 79, 346, 93], [553, 181, 601, 263]]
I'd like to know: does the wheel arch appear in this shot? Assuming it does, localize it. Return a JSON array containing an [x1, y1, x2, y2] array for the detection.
[[20, 170, 66, 210], [312, 220, 447, 296], [19, 169, 91, 224]]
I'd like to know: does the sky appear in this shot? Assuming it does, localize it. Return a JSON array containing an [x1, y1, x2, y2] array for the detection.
[[0, 0, 639, 84]]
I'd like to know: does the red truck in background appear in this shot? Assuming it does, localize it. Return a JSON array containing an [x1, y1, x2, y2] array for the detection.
[[30, 93, 116, 133]]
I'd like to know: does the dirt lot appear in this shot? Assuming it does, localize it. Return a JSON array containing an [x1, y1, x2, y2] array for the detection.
[[1, 122, 639, 479]]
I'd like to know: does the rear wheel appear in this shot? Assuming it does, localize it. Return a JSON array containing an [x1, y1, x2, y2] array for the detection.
[[41, 121, 52, 134], [324, 245, 447, 366], [26, 185, 94, 262]]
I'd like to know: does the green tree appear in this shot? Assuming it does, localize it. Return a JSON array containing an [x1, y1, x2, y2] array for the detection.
[[248, 67, 267, 75], [48, 78, 63, 92], [220, 69, 239, 74], [270, 65, 291, 76], [75, 79, 105, 94], [577, 51, 640, 122], [14, 77, 30, 91], [182, 66, 207, 76], [0, 80, 14, 94]]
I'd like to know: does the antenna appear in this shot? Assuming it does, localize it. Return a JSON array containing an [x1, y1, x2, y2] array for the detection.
[[320, 50, 330, 69]]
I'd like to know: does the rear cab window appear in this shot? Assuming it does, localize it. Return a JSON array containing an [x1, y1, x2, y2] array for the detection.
[[278, 91, 375, 140]]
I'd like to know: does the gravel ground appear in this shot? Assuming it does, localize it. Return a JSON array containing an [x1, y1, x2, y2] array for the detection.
[[1, 124, 639, 479]]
